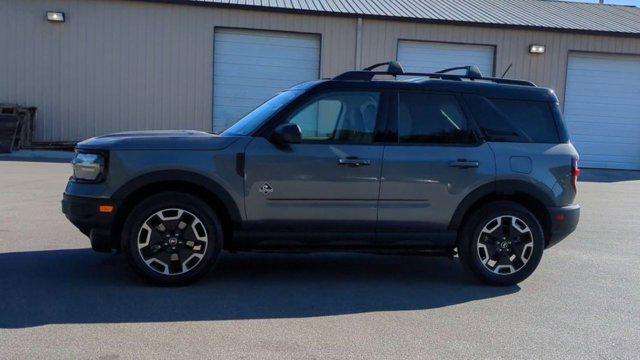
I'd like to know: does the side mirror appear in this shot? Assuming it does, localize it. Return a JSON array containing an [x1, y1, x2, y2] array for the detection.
[[271, 123, 302, 145]]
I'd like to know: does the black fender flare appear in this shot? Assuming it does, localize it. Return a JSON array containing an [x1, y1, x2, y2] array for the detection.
[[448, 180, 555, 230], [111, 170, 242, 224]]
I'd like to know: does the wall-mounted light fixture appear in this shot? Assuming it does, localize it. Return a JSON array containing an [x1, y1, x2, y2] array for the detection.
[[46, 11, 65, 23], [529, 44, 545, 54]]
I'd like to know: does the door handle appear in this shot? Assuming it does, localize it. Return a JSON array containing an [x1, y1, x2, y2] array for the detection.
[[449, 159, 479, 169], [338, 157, 371, 167]]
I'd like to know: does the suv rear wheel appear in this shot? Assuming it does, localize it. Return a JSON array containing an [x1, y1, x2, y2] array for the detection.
[[122, 191, 223, 285], [458, 201, 544, 286]]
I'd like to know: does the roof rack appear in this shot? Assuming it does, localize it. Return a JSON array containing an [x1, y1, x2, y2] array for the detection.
[[333, 61, 536, 87]]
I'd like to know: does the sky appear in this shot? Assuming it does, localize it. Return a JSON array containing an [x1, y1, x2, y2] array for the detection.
[[561, 0, 640, 5]]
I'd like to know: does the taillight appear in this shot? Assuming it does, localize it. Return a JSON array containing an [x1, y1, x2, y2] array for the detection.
[[571, 158, 580, 192]]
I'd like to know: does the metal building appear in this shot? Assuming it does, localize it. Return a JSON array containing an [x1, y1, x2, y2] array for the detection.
[[1, 0, 640, 169]]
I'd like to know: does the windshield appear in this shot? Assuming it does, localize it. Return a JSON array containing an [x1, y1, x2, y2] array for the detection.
[[221, 90, 301, 136]]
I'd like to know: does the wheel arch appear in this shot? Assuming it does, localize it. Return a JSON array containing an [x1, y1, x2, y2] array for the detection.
[[449, 180, 554, 245], [110, 170, 242, 250]]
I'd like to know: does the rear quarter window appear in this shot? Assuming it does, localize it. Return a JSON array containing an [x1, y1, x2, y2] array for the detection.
[[465, 95, 561, 143]]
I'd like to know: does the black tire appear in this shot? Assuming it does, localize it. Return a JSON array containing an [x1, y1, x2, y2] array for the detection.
[[458, 201, 544, 286], [121, 191, 223, 286]]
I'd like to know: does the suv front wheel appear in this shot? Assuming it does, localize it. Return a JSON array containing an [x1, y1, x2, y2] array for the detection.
[[458, 201, 544, 286], [122, 191, 223, 285]]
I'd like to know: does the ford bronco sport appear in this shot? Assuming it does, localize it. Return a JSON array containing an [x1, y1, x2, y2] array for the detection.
[[62, 62, 580, 286]]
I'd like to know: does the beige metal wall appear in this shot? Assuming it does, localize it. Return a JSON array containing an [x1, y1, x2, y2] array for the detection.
[[2, 0, 640, 142], [0, 0, 357, 142], [360, 19, 640, 106]]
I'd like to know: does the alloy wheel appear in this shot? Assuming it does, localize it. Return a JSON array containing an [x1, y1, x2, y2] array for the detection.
[[476, 215, 535, 275], [137, 208, 209, 275]]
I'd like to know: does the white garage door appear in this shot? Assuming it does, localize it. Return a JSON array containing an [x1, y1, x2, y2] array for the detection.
[[565, 52, 640, 170], [397, 41, 495, 77], [213, 29, 320, 131]]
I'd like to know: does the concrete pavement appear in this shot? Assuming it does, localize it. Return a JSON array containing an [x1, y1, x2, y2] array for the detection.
[[0, 160, 638, 359]]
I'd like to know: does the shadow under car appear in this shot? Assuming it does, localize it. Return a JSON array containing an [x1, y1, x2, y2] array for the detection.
[[0, 248, 519, 328]]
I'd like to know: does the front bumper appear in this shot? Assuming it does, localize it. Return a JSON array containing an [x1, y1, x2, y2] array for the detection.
[[62, 193, 119, 252], [546, 204, 580, 248]]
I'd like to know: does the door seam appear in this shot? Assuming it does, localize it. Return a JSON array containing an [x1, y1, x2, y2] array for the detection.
[[375, 144, 387, 237]]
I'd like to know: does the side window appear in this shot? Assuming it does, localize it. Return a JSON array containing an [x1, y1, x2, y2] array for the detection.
[[398, 92, 475, 144], [489, 99, 560, 143], [287, 92, 380, 143], [464, 95, 560, 143]]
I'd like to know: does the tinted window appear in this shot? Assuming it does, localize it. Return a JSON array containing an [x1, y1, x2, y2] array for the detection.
[[287, 92, 380, 143], [398, 92, 475, 144], [465, 95, 560, 143], [222, 90, 300, 136]]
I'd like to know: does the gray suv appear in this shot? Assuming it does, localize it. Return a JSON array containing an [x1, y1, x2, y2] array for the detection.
[[62, 62, 580, 286]]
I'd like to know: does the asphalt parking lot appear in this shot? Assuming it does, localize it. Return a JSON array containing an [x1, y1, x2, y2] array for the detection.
[[1, 159, 639, 359]]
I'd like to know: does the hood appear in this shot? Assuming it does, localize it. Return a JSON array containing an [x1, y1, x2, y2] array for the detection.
[[76, 130, 241, 151]]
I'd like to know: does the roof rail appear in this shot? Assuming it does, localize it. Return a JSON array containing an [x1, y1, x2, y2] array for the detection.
[[436, 65, 483, 79], [363, 61, 405, 75], [332, 61, 536, 87]]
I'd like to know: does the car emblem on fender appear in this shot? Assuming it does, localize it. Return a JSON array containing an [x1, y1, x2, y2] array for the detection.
[[259, 183, 273, 195]]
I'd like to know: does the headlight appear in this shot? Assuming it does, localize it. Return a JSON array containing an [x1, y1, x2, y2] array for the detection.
[[71, 152, 105, 182]]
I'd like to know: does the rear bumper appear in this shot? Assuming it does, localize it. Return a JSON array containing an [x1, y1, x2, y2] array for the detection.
[[546, 204, 580, 248], [61, 193, 119, 252]]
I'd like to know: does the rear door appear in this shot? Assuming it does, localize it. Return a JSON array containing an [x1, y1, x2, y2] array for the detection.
[[244, 90, 388, 238], [378, 91, 495, 243]]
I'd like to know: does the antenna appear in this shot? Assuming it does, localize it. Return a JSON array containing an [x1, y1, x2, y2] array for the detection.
[[501, 64, 513, 78]]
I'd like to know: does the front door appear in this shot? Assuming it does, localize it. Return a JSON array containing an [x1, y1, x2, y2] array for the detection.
[[378, 91, 495, 244], [244, 90, 386, 240]]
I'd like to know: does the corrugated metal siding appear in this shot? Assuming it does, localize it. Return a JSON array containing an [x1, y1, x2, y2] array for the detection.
[[134, 0, 640, 35], [2, 0, 640, 142], [359, 19, 640, 105], [0, 0, 356, 142]]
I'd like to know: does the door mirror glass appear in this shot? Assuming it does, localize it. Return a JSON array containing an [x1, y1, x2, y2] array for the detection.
[[272, 123, 302, 145]]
